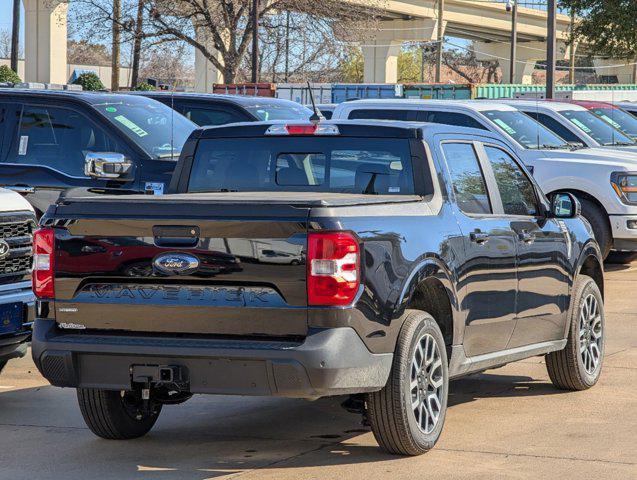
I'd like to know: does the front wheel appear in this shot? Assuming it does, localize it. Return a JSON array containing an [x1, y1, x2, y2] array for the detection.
[[578, 198, 612, 259], [77, 388, 162, 439], [546, 275, 604, 390], [366, 310, 449, 456]]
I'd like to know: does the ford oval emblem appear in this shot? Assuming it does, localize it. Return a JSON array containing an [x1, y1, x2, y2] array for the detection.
[[0, 240, 9, 260], [153, 252, 200, 276]]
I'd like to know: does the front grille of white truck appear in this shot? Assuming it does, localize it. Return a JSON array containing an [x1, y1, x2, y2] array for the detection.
[[0, 213, 36, 286]]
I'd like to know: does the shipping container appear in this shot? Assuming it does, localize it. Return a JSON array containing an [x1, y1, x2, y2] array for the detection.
[[212, 83, 276, 97], [275, 83, 332, 105], [403, 83, 472, 100], [473, 83, 637, 100], [331, 84, 404, 103]]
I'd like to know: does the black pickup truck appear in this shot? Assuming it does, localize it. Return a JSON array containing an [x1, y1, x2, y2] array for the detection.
[[31, 121, 605, 455]]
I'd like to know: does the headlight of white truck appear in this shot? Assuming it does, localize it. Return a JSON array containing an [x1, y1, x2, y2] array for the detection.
[[611, 172, 637, 205]]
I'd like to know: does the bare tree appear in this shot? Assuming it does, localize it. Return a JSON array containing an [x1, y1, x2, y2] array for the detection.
[[68, 40, 111, 65], [0, 28, 23, 59], [139, 43, 194, 86], [70, 0, 386, 84], [130, 0, 145, 86]]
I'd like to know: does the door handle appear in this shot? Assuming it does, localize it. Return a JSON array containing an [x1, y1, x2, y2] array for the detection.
[[4, 185, 35, 194], [518, 230, 535, 244], [470, 231, 489, 244]]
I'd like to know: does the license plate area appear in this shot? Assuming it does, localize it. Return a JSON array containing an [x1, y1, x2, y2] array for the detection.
[[0, 302, 23, 335]]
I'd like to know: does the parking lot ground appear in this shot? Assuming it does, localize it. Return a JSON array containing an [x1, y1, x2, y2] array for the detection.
[[0, 265, 635, 480]]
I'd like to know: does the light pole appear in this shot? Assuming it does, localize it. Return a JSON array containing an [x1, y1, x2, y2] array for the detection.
[[507, 0, 517, 84], [546, 0, 557, 98]]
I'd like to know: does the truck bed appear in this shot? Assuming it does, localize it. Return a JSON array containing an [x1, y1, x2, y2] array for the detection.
[[55, 192, 423, 215]]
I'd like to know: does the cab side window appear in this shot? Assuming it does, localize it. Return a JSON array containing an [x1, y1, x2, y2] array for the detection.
[[442, 143, 492, 215], [177, 105, 247, 126], [421, 111, 488, 130], [484, 146, 538, 216], [0, 106, 5, 154], [526, 111, 582, 144], [347, 109, 420, 121], [13, 105, 122, 176]]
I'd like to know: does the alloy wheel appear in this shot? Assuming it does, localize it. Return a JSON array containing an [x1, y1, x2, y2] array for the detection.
[[410, 333, 444, 434], [579, 293, 603, 375]]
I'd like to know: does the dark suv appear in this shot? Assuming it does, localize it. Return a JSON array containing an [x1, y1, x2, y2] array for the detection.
[[32, 121, 605, 455], [131, 91, 313, 127], [0, 88, 197, 215]]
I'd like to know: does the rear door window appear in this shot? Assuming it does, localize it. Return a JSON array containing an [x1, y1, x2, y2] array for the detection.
[[176, 104, 248, 126], [420, 111, 488, 130], [12, 104, 123, 176], [441, 142, 492, 215], [347, 109, 420, 121], [188, 137, 417, 195]]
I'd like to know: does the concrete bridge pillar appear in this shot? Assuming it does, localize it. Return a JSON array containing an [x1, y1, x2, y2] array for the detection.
[[593, 59, 637, 84], [194, 28, 224, 92], [361, 19, 444, 83], [23, 0, 68, 84]]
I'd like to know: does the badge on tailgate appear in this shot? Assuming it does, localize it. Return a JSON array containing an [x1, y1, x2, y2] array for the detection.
[[153, 253, 200, 276]]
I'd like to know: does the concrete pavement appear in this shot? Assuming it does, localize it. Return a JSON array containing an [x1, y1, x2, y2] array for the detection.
[[0, 265, 635, 480]]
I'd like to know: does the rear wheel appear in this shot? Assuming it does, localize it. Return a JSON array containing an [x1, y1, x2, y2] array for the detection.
[[367, 310, 448, 456], [578, 198, 612, 259], [77, 388, 162, 439], [0, 360, 7, 375], [546, 275, 604, 390]]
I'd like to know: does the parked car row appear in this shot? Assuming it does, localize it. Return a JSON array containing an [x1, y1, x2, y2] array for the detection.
[[0, 85, 629, 456]]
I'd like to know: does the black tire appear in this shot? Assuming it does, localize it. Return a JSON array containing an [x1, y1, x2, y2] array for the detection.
[[546, 275, 604, 391], [0, 360, 7, 375], [578, 198, 612, 259], [77, 388, 162, 440], [366, 310, 449, 456]]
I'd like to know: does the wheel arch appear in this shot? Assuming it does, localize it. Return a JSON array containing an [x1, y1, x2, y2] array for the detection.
[[396, 258, 460, 352], [576, 245, 605, 300]]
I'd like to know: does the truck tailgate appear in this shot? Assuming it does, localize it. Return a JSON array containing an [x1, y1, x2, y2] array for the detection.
[[50, 199, 310, 338]]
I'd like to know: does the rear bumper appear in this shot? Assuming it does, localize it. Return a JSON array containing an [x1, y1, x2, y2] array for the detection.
[[31, 320, 393, 399], [0, 281, 34, 362]]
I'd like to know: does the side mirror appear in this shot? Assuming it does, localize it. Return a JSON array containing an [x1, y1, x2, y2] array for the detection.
[[549, 192, 581, 219], [85, 152, 132, 180]]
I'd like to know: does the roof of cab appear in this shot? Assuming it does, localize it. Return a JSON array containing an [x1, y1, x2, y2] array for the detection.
[[0, 87, 140, 106], [194, 119, 505, 141], [334, 98, 519, 113], [494, 99, 589, 112], [129, 90, 307, 108]]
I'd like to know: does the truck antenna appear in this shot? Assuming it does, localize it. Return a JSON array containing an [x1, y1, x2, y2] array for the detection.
[[306, 80, 323, 125]]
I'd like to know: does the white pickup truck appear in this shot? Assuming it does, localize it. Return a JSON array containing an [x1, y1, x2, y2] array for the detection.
[[0, 188, 36, 374], [333, 99, 637, 259]]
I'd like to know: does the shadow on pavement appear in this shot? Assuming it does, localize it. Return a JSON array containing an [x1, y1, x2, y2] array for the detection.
[[0, 366, 571, 479]]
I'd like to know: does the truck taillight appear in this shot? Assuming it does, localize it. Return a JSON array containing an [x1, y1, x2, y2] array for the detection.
[[307, 232, 360, 306], [32, 228, 55, 299]]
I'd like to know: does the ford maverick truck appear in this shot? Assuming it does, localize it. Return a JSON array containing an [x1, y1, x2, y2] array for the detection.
[[32, 121, 605, 455]]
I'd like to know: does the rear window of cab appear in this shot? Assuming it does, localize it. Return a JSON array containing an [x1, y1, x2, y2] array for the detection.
[[187, 136, 417, 195]]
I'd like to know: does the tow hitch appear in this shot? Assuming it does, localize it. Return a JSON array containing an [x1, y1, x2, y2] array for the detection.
[[129, 364, 192, 411]]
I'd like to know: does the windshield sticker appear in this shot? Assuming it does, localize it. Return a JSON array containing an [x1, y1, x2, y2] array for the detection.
[[569, 118, 592, 133], [105, 106, 117, 113], [600, 115, 622, 129], [493, 119, 517, 135], [114, 115, 148, 137], [18, 136, 28, 155]]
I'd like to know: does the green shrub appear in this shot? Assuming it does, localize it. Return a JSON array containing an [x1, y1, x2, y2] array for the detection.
[[0, 65, 21, 84], [133, 82, 155, 91], [72, 72, 105, 91]]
